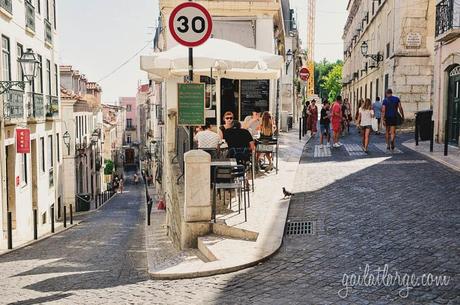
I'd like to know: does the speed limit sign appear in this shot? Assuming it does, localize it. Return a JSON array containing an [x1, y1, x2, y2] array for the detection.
[[169, 2, 213, 47]]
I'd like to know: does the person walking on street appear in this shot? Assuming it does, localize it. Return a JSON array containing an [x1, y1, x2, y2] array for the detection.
[[119, 178, 124, 194], [373, 96, 383, 134], [302, 101, 310, 135], [355, 98, 364, 135], [331, 96, 343, 148], [382, 89, 405, 151], [358, 98, 374, 153], [342, 98, 351, 135], [306, 99, 318, 137], [319, 100, 331, 149]]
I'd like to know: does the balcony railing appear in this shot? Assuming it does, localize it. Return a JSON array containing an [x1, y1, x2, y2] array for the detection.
[[25, 0, 35, 32], [436, 0, 460, 38], [126, 125, 137, 131], [3, 89, 24, 119], [0, 0, 12, 15], [46, 95, 59, 117], [44, 18, 52, 45], [32, 93, 44, 118]]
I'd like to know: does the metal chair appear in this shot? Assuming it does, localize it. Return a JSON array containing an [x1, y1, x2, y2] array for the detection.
[[212, 165, 248, 223], [228, 147, 255, 194]]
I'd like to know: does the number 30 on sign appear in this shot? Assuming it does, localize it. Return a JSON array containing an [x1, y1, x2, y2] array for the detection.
[[169, 2, 213, 47]]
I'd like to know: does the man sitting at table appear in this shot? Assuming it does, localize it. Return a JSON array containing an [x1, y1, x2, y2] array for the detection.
[[223, 120, 255, 163], [194, 124, 221, 157]]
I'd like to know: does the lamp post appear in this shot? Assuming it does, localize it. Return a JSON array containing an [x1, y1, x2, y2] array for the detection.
[[360, 41, 383, 65], [285, 49, 293, 75], [63, 131, 71, 155], [0, 48, 39, 94]]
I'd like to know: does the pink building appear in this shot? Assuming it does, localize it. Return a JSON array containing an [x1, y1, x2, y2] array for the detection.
[[119, 97, 137, 145]]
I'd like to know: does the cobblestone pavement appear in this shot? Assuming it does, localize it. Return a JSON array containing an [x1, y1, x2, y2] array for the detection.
[[1, 130, 459, 305]]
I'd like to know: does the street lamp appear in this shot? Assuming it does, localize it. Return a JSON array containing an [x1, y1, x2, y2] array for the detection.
[[63, 131, 71, 155], [0, 48, 39, 94], [91, 129, 100, 145], [360, 41, 383, 65]]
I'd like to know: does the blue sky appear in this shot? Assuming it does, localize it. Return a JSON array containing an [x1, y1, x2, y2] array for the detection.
[[58, 0, 347, 103]]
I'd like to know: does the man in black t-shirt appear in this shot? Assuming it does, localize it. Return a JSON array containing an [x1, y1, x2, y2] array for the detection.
[[223, 120, 255, 162], [319, 100, 331, 149]]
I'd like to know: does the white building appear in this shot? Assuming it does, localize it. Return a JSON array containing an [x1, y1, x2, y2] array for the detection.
[[1, 0, 61, 249], [341, 0, 435, 118]]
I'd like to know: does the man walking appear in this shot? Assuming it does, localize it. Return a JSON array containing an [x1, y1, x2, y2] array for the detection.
[[382, 89, 405, 151], [331, 95, 343, 148], [373, 96, 383, 134]]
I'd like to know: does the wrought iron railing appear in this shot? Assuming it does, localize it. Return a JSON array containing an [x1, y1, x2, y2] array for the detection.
[[0, 0, 12, 14], [3, 89, 24, 119], [32, 93, 44, 117], [44, 18, 52, 45], [25, 0, 35, 32], [436, 0, 460, 36], [46, 95, 59, 117]]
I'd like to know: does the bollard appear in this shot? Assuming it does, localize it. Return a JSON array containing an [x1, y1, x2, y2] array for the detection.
[[430, 120, 434, 153], [444, 119, 449, 156], [415, 114, 419, 146], [33, 209, 38, 240], [51, 205, 55, 233], [7, 212, 12, 249], [63, 205, 67, 228], [299, 118, 302, 140], [70, 204, 73, 225], [147, 198, 153, 226]]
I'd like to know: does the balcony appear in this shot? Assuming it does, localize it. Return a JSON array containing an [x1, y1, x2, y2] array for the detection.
[[25, 0, 35, 33], [125, 125, 137, 131], [3, 89, 24, 120], [46, 95, 59, 118], [0, 0, 12, 16], [436, 0, 460, 41], [44, 18, 53, 46], [31, 93, 44, 118]]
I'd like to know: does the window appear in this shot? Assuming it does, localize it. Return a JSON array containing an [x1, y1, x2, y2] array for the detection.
[[127, 135, 132, 144], [20, 154, 28, 184], [46, 59, 51, 95], [45, 0, 50, 20], [48, 135, 53, 168], [53, 0, 57, 29], [2, 36, 11, 82], [360, 87, 362, 99], [42, 212, 47, 224], [35, 55, 43, 93], [126, 118, 132, 128], [384, 74, 389, 92], [365, 84, 367, 99], [37, 0, 41, 14], [126, 105, 132, 112], [84, 116, 87, 135], [386, 43, 390, 59], [370, 82, 373, 101], [54, 64, 58, 96], [56, 133, 60, 162], [17, 44, 24, 82], [40, 137, 45, 172]]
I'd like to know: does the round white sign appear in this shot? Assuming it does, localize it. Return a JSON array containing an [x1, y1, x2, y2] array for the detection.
[[169, 2, 213, 47]]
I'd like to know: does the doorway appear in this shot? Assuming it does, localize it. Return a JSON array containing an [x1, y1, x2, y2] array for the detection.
[[447, 66, 460, 145], [5, 145, 16, 229]]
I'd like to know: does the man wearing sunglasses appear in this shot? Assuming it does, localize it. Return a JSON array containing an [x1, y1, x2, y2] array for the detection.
[[218, 111, 235, 139]]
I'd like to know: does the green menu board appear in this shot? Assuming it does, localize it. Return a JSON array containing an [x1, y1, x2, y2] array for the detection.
[[178, 83, 205, 126]]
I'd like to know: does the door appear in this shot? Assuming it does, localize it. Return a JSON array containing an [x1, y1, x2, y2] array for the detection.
[[125, 148, 135, 164], [448, 66, 460, 145]]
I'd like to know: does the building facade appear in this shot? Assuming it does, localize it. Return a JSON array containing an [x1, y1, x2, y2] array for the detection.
[[342, 0, 436, 118], [118, 97, 138, 169], [433, 0, 460, 145], [60, 66, 104, 212], [1, 0, 61, 248], [102, 104, 126, 176]]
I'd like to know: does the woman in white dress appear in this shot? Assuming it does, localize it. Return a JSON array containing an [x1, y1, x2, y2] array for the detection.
[[357, 98, 374, 153]]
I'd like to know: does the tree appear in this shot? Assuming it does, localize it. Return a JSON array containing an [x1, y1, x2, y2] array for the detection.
[[321, 63, 343, 101], [104, 159, 114, 175], [314, 59, 343, 99]]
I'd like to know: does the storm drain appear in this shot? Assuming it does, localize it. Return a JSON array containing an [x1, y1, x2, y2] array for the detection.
[[285, 221, 316, 235]]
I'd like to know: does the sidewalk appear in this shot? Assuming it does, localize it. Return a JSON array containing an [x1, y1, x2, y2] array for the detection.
[[403, 139, 460, 172], [145, 128, 312, 279]]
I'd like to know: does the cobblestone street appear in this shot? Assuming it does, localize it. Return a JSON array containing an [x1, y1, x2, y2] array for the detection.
[[0, 130, 459, 305]]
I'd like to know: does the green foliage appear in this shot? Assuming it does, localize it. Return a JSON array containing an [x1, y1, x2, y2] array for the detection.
[[104, 159, 114, 175], [314, 59, 343, 100], [320, 62, 343, 101]]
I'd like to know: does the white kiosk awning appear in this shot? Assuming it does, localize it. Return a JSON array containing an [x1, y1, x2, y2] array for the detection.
[[140, 38, 283, 80]]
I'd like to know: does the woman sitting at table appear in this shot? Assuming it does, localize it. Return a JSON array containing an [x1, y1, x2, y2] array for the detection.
[[257, 111, 276, 172]]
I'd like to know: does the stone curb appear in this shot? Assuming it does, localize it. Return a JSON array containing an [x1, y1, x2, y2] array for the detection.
[[0, 193, 118, 257], [147, 133, 313, 280]]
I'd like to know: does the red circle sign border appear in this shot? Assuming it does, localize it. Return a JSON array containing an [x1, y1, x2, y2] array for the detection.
[[299, 67, 310, 80], [169, 2, 213, 47]]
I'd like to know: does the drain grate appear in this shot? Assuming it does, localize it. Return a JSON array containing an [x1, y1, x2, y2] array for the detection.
[[286, 221, 316, 235]]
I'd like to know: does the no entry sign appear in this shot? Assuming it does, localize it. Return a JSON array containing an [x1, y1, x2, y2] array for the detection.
[[169, 2, 213, 47], [299, 67, 310, 81]]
